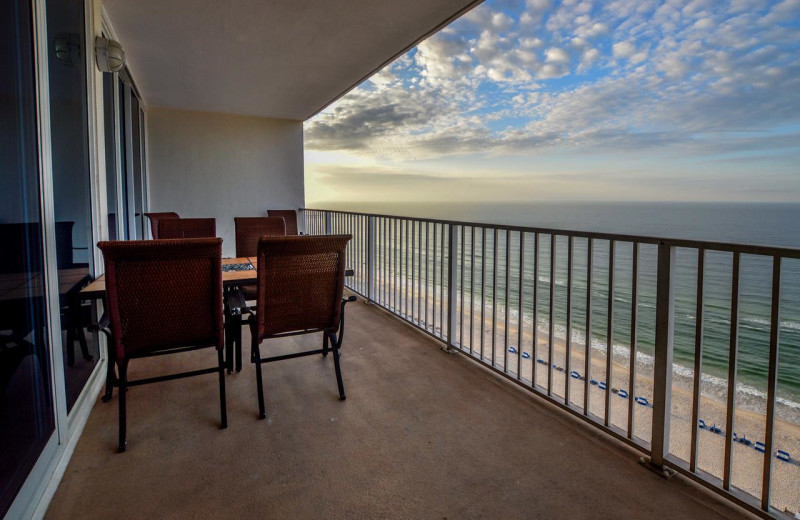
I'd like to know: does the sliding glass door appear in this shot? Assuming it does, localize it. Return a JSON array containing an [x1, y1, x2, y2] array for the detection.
[[0, 0, 56, 514], [108, 72, 147, 240], [45, 0, 98, 413]]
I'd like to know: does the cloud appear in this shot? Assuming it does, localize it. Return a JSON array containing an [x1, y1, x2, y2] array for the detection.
[[305, 0, 800, 200]]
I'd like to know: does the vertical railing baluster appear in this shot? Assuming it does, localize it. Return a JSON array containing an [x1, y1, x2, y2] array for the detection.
[[565, 236, 573, 404], [441, 226, 446, 336], [628, 242, 639, 439], [651, 242, 675, 469], [690, 248, 705, 470], [386, 218, 390, 307], [405, 220, 410, 317], [460, 225, 465, 348], [605, 240, 615, 427], [492, 228, 498, 368], [425, 222, 430, 331], [723, 252, 741, 491], [433, 223, 438, 334], [533, 233, 539, 388], [518, 231, 525, 381], [762, 255, 781, 511], [584, 238, 593, 415], [548, 234, 555, 396], [392, 218, 397, 312], [447, 224, 458, 350], [410, 220, 416, 322], [325, 211, 332, 235], [418, 221, 423, 325], [368, 217, 375, 302], [470, 226, 475, 357], [505, 230, 511, 373], [481, 228, 486, 361]]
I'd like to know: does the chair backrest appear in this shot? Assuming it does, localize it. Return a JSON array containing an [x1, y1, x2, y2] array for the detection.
[[266, 210, 298, 236], [97, 238, 224, 360], [158, 218, 216, 239], [234, 217, 286, 257], [254, 235, 350, 340], [144, 212, 179, 239]]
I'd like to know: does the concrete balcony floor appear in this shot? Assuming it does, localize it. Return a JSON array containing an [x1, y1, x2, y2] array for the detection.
[[46, 300, 754, 519]]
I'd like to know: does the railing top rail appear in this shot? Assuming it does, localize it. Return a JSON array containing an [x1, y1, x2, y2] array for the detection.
[[301, 207, 800, 259]]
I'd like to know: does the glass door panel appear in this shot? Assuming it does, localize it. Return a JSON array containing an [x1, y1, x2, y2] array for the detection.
[[0, 0, 56, 514], [103, 72, 117, 240], [45, 0, 98, 412]]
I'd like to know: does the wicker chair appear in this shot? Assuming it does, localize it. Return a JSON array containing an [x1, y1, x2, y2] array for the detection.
[[234, 217, 287, 257], [144, 212, 179, 239], [158, 217, 216, 239], [249, 235, 354, 419], [234, 217, 287, 305], [266, 210, 299, 236], [97, 238, 227, 452]]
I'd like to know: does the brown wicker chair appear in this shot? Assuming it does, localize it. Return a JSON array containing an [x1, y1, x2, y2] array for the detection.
[[266, 209, 299, 236], [234, 217, 287, 305], [97, 238, 227, 452], [234, 217, 286, 257], [158, 217, 216, 239], [144, 212, 179, 239], [249, 234, 354, 419]]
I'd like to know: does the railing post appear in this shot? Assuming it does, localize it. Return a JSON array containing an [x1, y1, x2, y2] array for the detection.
[[324, 211, 332, 235], [650, 241, 675, 473], [367, 216, 376, 303], [445, 224, 458, 352]]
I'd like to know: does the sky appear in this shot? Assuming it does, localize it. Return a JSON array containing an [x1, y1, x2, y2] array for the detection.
[[304, 0, 800, 205]]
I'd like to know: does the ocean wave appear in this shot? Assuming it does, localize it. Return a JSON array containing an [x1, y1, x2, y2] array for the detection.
[[741, 316, 800, 332]]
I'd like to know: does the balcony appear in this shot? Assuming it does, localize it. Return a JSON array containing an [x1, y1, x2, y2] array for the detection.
[[46, 299, 750, 519], [6, 0, 798, 519]]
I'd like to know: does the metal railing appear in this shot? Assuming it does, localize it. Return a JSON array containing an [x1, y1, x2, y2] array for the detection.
[[302, 207, 800, 519]]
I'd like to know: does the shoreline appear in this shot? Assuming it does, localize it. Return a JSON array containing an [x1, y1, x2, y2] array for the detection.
[[364, 288, 800, 513]]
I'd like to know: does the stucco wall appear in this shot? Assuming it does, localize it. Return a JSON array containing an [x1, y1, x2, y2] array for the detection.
[[146, 107, 304, 256]]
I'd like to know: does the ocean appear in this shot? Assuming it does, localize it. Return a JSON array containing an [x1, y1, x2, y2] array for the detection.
[[318, 201, 800, 423]]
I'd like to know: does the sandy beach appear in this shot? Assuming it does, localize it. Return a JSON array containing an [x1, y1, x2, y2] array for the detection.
[[369, 286, 800, 514]]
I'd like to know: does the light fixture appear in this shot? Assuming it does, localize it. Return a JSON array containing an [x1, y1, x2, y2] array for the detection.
[[95, 37, 125, 73]]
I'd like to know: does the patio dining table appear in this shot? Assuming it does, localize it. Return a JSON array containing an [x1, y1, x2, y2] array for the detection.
[[80, 257, 257, 402]]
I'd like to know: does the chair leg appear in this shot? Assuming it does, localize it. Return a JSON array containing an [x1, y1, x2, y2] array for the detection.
[[217, 348, 228, 428], [332, 342, 346, 401], [322, 332, 329, 357], [234, 313, 243, 373], [102, 358, 115, 403], [66, 327, 75, 366], [76, 326, 92, 361], [254, 343, 266, 419], [118, 358, 129, 452], [225, 315, 234, 374]]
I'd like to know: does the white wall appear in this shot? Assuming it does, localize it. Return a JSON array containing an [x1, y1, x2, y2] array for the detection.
[[146, 107, 304, 256]]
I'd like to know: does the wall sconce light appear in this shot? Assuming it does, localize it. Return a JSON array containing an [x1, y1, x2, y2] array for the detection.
[[95, 37, 125, 73]]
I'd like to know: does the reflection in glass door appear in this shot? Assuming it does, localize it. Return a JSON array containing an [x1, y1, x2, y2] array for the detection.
[[45, 0, 99, 412], [103, 71, 117, 241], [118, 77, 147, 240], [0, 0, 55, 515]]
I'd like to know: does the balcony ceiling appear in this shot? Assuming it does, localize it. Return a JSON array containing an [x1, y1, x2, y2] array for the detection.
[[103, 0, 481, 121]]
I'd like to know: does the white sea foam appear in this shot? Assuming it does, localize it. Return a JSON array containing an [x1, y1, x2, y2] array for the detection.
[[512, 311, 800, 424]]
